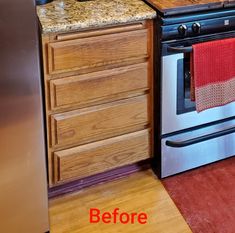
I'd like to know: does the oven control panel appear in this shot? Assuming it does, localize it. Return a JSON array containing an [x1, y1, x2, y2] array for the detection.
[[177, 22, 201, 36], [162, 15, 235, 40], [178, 24, 188, 36], [192, 22, 201, 34]]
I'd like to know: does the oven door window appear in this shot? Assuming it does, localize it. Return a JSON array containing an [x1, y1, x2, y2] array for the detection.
[[177, 53, 196, 114]]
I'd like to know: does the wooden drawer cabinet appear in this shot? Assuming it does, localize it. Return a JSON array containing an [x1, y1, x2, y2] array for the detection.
[[51, 95, 149, 149], [53, 129, 151, 183], [41, 20, 154, 187], [47, 29, 148, 75], [49, 63, 148, 110]]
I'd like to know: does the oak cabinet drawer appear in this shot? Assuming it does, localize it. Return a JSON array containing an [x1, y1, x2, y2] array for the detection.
[[49, 63, 149, 110], [47, 29, 148, 75], [50, 95, 149, 148], [53, 129, 151, 183]]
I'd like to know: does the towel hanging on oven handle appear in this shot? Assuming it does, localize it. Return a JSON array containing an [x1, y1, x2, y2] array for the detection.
[[167, 45, 193, 53]]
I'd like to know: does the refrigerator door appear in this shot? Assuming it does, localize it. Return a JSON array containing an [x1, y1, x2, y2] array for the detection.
[[0, 1, 49, 233]]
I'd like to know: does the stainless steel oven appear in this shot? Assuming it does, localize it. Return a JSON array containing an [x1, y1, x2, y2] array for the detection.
[[162, 32, 235, 135], [153, 9, 235, 178]]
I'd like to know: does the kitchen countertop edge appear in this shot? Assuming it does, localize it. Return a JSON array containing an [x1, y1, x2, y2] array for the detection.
[[37, 0, 157, 35]]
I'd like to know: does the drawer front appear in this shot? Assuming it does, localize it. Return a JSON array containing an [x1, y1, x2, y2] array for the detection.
[[51, 95, 149, 148], [49, 63, 149, 110], [47, 29, 148, 75], [53, 129, 151, 183]]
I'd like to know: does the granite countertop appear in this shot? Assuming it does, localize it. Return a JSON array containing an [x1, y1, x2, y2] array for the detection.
[[37, 0, 156, 34]]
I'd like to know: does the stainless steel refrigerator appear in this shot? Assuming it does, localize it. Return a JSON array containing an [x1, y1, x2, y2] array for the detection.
[[0, 0, 49, 232]]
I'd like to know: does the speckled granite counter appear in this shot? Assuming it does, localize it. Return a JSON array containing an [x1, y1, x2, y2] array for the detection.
[[37, 0, 156, 34]]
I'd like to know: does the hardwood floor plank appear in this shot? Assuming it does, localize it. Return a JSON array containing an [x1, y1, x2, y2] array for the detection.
[[49, 169, 192, 233]]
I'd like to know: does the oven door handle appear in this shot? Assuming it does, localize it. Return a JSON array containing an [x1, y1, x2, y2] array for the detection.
[[167, 45, 193, 53], [165, 126, 235, 148]]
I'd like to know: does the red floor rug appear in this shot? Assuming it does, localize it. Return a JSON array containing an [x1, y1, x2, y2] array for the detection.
[[162, 157, 235, 233]]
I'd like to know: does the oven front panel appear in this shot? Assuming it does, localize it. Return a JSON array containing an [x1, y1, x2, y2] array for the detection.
[[154, 11, 235, 179], [161, 118, 235, 178], [161, 54, 235, 135]]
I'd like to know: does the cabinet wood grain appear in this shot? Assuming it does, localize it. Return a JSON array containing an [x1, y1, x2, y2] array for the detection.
[[53, 129, 151, 183], [41, 20, 154, 187], [49, 63, 149, 110], [55, 23, 146, 41], [51, 95, 149, 148], [47, 29, 148, 75]]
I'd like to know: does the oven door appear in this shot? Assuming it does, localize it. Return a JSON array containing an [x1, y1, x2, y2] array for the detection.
[[161, 32, 235, 135], [161, 118, 235, 177]]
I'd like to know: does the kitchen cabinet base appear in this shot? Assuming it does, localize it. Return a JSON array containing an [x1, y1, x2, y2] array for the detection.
[[48, 159, 151, 198]]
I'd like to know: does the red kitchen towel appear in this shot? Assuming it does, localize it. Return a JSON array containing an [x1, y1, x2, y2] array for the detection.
[[190, 38, 235, 112]]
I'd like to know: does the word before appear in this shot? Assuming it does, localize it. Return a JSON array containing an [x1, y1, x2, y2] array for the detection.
[[89, 208, 148, 224]]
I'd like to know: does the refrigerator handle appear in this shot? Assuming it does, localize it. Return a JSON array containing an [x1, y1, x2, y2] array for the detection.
[[165, 126, 235, 148]]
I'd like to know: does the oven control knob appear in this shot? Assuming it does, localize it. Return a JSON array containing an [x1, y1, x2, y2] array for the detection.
[[178, 24, 187, 36], [192, 22, 201, 34]]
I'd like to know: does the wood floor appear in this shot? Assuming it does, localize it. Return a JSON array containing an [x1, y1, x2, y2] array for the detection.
[[49, 169, 192, 233]]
